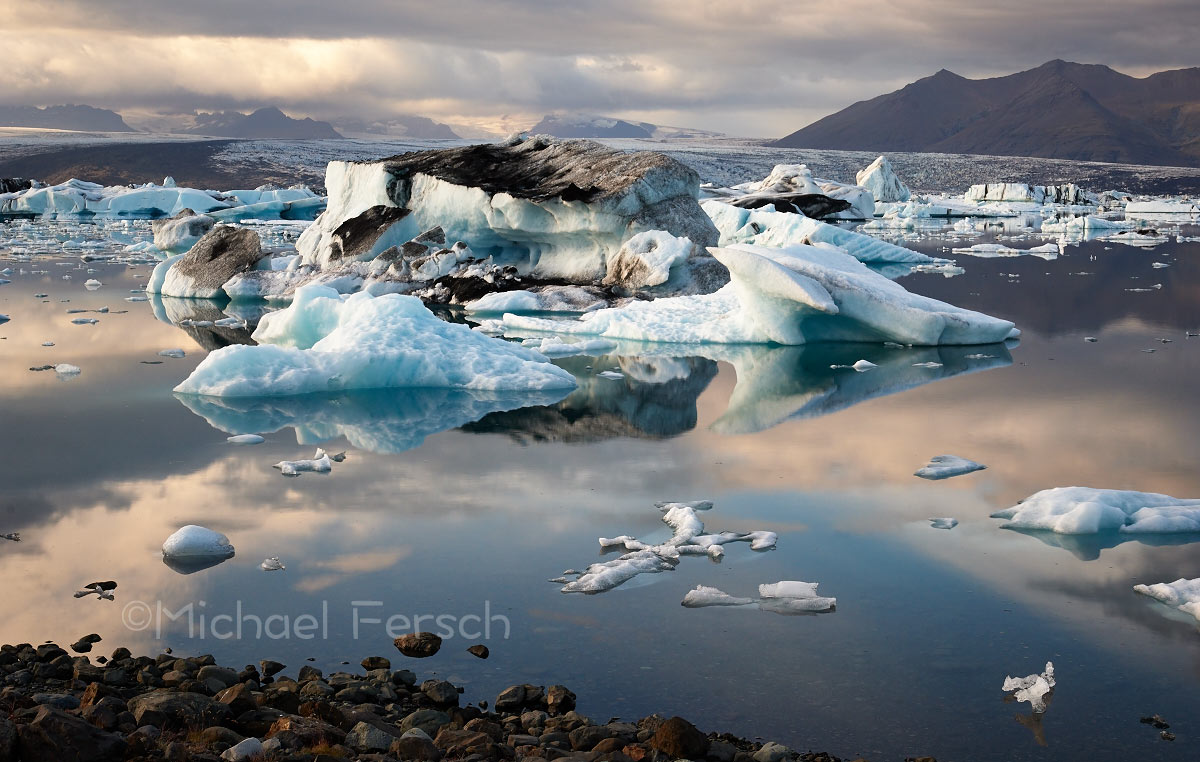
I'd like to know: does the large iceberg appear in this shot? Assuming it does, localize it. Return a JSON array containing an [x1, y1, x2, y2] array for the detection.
[[174, 284, 577, 397], [991, 487, 1200, 534], [503, 243, 1016, 346], [966, 183, 1090, 205], [702, 200, 939, 265], [295, 136, 719, 286], [1133, 578, 1200, 623], [855, 156, 910, 203], [701, 164, 875, 220]]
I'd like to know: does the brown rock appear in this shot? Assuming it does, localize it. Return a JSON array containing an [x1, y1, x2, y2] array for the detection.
[[394, 632, 443, 658], [215, 683, 257, 716], [623, 743, 651, 761], [650, 717, 708, 760], [546, 685, 576, 714], [15, 706, 126, 762], [467, 644, 490, 659], [433, 728, 497, 758], [267, 714, 346, 747], [391, 733, 443, 762]]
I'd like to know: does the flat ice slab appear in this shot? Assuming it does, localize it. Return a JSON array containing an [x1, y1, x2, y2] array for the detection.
[[991, 487, 1200, 534], [1003, 662, 1055, 713], [174, 284, 577, 397], [504, 243, 1016, 346], [914, 455, 987, 480]]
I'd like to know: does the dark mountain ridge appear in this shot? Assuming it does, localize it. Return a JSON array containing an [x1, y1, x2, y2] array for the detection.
[[184, 107, 342, 139], [775, 61, 1200, 167], [0, 104, 133, 132]]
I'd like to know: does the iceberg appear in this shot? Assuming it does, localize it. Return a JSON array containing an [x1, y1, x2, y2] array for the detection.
[[681, 585, 755, 608], [273, 449, 332, 476], [1002, 662, 1055, 714], [503, 244, 1016, 347], [296, 136, 719, 285], [1133, 578, 1200, 623], [991, 487, 1200, 534], [174, 284, 576, 397], [152, 210, 216, 254], [856, 156, 910, 203], [951, 243, 1059, 260], [702, 200, 939, 265], [966, 183, 1089, 204], [702, 164, 875, 220], [914, 455, 987, 480], [681, 581, 835, 613], [162, 525, 235, 574], [155, 225, 265, 299], [1125, 200, 1199, 216]]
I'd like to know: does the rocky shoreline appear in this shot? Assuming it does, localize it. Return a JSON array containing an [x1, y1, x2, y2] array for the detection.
[[0, 639, 935, 762]]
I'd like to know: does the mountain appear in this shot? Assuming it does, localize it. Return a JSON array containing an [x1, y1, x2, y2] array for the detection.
[[332, 115, 459, 139], [184, 107, 342, 139], [0, 104, 133, 132], [529, 114, 654, 139], [774, 61, 1200, 167]]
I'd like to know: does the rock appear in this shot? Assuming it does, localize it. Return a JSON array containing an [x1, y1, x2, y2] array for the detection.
[[236, 707, 286, 737], [126, 691, 232, 729], [0, 717, 15, 761], [496, 684, 545, 713], [546, 685, 576, 714], [297, 665, 323, 683], [159, 225, 264, 298], [753, 742, 791, 762], [15, 705, 126, 762], [394, 632, 442, 658], [391, 728, 443, 761], [215, 683, 257, 716], [708, 740, 737, 762], [30, 692, 80, 710], [197, 726, 245, 745], [570, 725, 615, 751], [346, 721, 398, 752], [467, 644, 490, 659], [259, 660, 285, 677], [361, 656, 391, 671], [433, 727, 497, 758], [651, 717, 709, 760], [328, 205, 412, 261], [220, 737, 264, 761], [267, 714, 345, 747], [421, 679, 459, 706], [399, 709, 453, 737], [391, 669, 417, 687], [197, 665, 240, 689]]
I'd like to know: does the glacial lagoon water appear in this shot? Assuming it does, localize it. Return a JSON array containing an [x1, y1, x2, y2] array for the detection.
[[2, 220, 1200, 761]]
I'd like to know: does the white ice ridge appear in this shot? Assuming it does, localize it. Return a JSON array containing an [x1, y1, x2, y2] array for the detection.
[[161, 525, 235, 560], [273, 448, 333, 476], [991, 487, 1200, 534], [856, 156, 910, 203], [914, 455, 987, 480], [681, 581, 835, 614], [1002, 662, 1055, 713], [1133, 578, 1200, 622], [559, 500, 778, 594], [174, 284, 577, 397], [0, 177, 324, 220], [503, 244, 1017, 346], [702, 200, 939, 264]]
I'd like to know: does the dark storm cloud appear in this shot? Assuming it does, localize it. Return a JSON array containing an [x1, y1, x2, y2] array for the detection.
[[2, 0, 1197, 136]]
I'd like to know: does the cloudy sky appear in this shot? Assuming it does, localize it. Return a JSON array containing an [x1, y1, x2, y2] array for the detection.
[[3, 0, 1197, 137]]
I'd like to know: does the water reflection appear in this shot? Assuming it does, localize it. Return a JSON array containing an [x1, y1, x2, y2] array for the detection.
[[1000, 527, 1200, 561], [150, 295, 261, 349], [176, 387, 573, 453]]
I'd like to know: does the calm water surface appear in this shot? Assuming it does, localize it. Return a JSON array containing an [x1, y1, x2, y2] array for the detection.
[[2, 220, 1199, 761]]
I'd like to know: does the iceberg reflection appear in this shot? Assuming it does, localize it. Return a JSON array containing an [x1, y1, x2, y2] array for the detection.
[[1000, 527, 1200, 561]]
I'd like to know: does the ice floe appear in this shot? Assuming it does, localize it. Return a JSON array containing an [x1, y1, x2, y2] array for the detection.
[[1002, 662, 1055, 714], [929, 518, 959, 530], [503, 243, 1016, 346], [1133, 578, 1200, 623], [991, 487, 1200, 534], [261, 557, 286, 572], [174, 284, 577, 397], [914, 455, 987, 480], [681, 586, 754, 608], [157, 348, 186, 359], [951, 243, 1059, 260], [559, 500, 776, 594], [226, 434, 265, 445], [273, 448, 333, 476], [681, 581, 835, 614]]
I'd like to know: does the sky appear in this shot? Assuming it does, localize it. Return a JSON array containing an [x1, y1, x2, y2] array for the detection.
[[2, 0, 1198, 137]]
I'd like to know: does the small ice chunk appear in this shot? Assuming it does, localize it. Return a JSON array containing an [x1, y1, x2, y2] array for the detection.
[[1133, 577, 1200, 622], [84, 279, 102, 290], [1084, 336, 1098, 342], [41, 341, 55, 347], [227, 434, 265, 445], [261, 557, 286, 571], [912, 361, 943, 368], [929, 517, 959, 530], [1002, 662, 1055, 713], [915, 455, 987, 480], [157, 348, 186, 359], [162, 525, 235, 560], [1, 532, 19, 542], [598, 370, 624, 379], [681, 585, 755, 608], [273, 448, 333, 476], [71, 317, 98, 325], [852, 359, 877, 372], [759, 580, 820, 599], [758, 596, 837, 614], [54, 363, 81, 376]]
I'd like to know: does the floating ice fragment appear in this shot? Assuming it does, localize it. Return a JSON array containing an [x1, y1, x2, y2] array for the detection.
[[852, 359, 876, 372], [929, 517, 959, 530], [261, 557, 286, 571], [1133, 578, 1200, 623], [273, 448, 333, 476], [226, 434, 265, 445], [759, 581, 819, 598], [1084, 336, 1098, 343], [1152, 262, 1170, 269], [84, 279, 102, 290], [681, 586, 755, 608], [1002, 662, 1055, 713], [162, 525, 235, 574], [991, 487, 1200, 534], [41, 341, 55, 347], [54, 363, 81, 377], [912, 361, 943, 368], [2, 532, 19, 542], [597, 370, 624, 379], [71, 318, 98, 325], [915, 455, 987, 480], [157, 348, 186, 358]]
